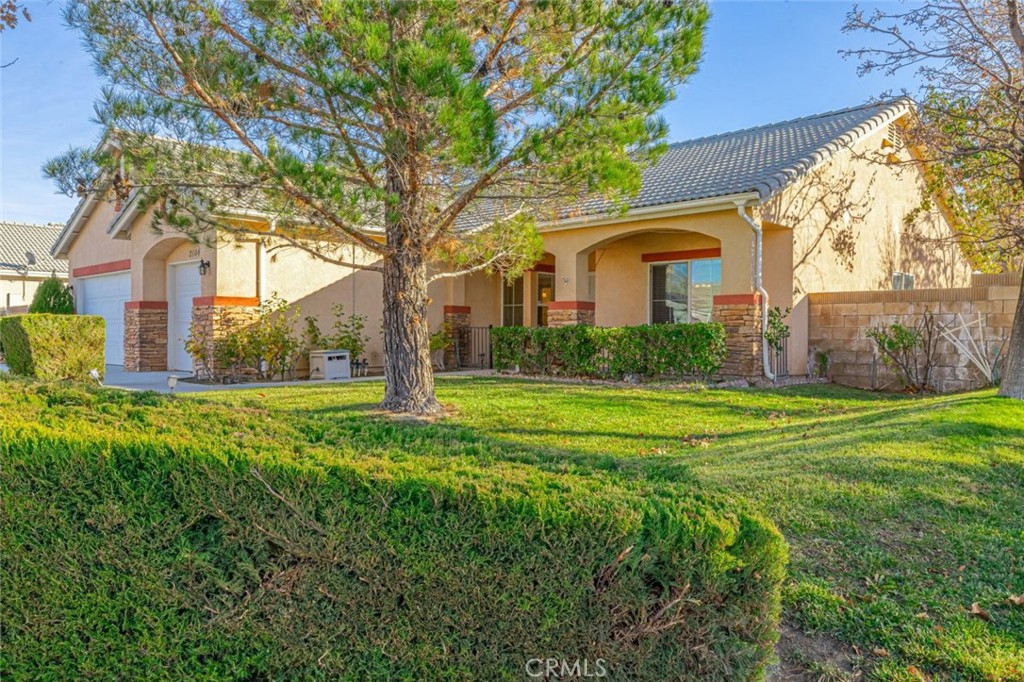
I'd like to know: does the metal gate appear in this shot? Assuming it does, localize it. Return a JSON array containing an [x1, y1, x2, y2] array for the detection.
[[453, 325, 492, 369]]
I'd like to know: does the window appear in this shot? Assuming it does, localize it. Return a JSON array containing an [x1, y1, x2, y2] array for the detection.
[[892, 272, 915, 291], [502, 276, 524, 326], [536, 273, 554, 326], [650, 258, 721, 324]]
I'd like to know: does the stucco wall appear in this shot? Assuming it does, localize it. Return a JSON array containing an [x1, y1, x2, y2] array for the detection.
[[807, 273, 1019, 392], [590, 231, 721, 327], [763, 123, 971, 296]]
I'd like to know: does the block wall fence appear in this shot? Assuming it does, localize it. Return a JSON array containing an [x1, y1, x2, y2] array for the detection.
[[807, 273, 1020, 392]]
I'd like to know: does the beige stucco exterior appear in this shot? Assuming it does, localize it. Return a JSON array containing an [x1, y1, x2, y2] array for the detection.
[[55, 108, 970, 378]]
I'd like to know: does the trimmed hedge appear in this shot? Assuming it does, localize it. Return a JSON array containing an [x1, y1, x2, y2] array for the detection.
[[492, 323, 728, 380], [0, 383, 786, 681], [0, 314, 105, 381]]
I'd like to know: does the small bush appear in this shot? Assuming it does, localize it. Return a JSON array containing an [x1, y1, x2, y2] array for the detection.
[[0, 314, 104, 381], [188, 295, 302, 381], [492, 323, 728, 380], [0, 383, 786, 681], [28, 276, 74, 314], [866, 311, 939, 391], [304, 303, 371, 360]]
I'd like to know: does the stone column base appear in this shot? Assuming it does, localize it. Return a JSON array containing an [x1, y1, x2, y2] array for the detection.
[[192, 297, 260, 375], [547, 301, 595, 326], [712, 294, 763, 379], [123, 302, 168, 372], [443, 305, 471, 368]]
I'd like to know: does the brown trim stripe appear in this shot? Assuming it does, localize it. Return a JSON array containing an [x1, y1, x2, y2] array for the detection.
[[548, 300, 595, 311], [125, 301, 168, 310], [72, 259, 131, 278], [713, 293, 760, 305], [642, 247, 721, 263], [443, 305, 471, 314], [193, 296, 260, 307]]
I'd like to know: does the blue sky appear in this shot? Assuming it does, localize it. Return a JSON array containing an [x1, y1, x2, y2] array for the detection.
[[0, 1, 917, 225]]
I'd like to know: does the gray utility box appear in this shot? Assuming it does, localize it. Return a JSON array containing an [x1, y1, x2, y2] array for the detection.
[[308, 349, 351, 380]]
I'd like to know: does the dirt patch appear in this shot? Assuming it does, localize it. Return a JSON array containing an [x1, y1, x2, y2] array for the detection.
[[766, 622, 864, 681]]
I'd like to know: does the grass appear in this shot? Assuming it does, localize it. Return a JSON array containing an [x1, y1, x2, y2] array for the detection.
[[190, 377, 1024, 681]]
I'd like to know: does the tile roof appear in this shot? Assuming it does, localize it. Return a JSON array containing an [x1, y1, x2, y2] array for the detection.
[[565, 99, 911, 218], [0, 222, 68, 276]]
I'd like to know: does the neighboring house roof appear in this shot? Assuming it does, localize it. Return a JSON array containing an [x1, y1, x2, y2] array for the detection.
[[0, 222, 68, 277]]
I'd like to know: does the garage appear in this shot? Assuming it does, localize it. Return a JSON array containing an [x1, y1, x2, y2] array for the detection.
[[77, 272, 130, 365], [168, 262, 202, 371]]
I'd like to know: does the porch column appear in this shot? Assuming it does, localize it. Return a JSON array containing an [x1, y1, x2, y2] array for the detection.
[[443, 305, 471, 367], [549, 250, 594, 326], [191, 296, 260, 375], [712, 293, 763, 379], [712, 226, 762, 379], [123, 301, 168, 372]]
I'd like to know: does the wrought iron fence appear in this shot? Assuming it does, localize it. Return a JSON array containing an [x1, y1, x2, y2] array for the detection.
[[453, 325, 492, 369], [768, 335, 789, 378]]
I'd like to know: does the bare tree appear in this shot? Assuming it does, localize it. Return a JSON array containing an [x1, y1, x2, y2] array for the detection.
[[845, 0, 1024, 398]]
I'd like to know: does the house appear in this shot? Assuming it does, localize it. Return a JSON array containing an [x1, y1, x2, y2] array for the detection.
[[1, 222, 68, 315], [51, 99, 971, 377]]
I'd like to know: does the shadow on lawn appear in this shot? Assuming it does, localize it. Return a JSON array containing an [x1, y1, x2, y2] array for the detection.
[[271, 384, 1024, 677]]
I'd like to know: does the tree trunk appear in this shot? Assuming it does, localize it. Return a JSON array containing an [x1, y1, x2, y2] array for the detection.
[[379, 246, 443, 415], [997, 273, 1024, 399]]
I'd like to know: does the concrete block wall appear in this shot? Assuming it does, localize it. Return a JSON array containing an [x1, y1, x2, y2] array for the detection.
[[807, 273, 1019, 392]]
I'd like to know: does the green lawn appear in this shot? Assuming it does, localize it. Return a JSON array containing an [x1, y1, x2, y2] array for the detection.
[[197, 378, 1024, 681]]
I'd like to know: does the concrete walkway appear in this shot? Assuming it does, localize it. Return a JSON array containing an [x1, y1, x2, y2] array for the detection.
[[100, 365, 489, 394]]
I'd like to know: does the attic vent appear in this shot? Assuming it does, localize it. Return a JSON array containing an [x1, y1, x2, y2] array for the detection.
[[883, 124, 905, 152]]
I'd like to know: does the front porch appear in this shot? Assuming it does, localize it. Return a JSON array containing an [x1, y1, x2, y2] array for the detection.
[[438, 209, 796, 380]]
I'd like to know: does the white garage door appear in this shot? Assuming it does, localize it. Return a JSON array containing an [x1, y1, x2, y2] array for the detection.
[[168, 262, 202, 371], [78, 272, 130, 366]]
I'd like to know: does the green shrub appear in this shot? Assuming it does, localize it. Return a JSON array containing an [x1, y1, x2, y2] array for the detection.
[[0, 314, 104, 381], [866, 311, 939, 391], [28, 276, 74, 314], [305, 303, 371, 360], [492, 323, 727, 380], [0, 384, 786, 681], [189, 295, 302, 381]]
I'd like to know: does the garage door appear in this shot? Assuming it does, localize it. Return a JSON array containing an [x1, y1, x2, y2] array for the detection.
[[78, 272, 130, 366], [168, 263, 202, 371]]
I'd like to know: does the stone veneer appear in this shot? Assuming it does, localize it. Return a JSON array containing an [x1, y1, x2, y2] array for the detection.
[[808, 273, 1019, 392], [123, 301, 168, 372], [191, 297, 260, 374], [547, 301, 596, 327], [443, 305, 471, 368], [712, 294, 763, 379]]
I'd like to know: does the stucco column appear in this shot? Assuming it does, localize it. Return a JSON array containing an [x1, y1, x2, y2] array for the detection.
[[123, 301, 168, 372], [549, 249, 594, 325]]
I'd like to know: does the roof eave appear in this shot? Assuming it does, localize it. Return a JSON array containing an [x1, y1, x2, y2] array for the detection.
[[537, 192, 762, 233]]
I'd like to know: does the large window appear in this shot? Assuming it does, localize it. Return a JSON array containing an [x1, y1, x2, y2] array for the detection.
[[650, 258, 721, 324], [502, 276, 524, 326]]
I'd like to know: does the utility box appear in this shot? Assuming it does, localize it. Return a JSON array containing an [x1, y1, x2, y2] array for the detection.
[[308, 349, 351, 380]]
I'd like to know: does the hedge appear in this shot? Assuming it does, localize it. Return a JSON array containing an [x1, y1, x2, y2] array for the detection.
[[492, 323, 728, 380], [0, 314, 105, 381], [0, 383, 786, 681]]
